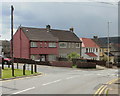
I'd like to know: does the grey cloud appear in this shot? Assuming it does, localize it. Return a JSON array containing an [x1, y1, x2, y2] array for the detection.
[[1, 2, 118, 40]]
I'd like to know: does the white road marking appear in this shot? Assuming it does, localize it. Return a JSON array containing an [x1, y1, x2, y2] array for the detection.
[[66, 76, 77, 80], [12, 87, 35, 94], [66, 77, 74, 80], [42, 79, 62, 86], [97, 74, 101, 75]]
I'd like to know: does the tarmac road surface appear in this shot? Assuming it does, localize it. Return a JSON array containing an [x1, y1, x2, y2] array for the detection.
[[1, 65, 118, 95]]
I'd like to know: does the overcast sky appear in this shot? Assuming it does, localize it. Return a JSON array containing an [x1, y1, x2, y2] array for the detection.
[[0, 0, 118, 40]]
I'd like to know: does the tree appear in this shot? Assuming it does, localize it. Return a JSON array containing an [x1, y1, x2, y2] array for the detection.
[[67, 52, 80, 61]]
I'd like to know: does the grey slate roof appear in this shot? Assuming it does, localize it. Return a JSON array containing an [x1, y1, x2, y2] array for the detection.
[[21, 27, 58, 41], [21, 27, 81, 42], [93, 37, 120, 48]]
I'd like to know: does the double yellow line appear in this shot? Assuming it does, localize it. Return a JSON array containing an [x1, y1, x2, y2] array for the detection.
[[94, 78, 120, 96]]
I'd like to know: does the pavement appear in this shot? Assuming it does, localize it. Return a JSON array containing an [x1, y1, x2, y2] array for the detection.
[[0, 64, 119, 95], [107, 78, 120, 95]]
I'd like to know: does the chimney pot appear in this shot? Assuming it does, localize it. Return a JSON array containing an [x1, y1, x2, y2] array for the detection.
[[46, 25, 51, 32], [93, 36, 98, 39], [69, 27, 74, 32]]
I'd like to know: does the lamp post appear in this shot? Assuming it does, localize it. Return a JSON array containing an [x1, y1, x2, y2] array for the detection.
[[107, 21, 112, 67]]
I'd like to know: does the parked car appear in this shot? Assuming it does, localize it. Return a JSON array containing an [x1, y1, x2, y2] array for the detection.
[[0, 55, 11, 65]]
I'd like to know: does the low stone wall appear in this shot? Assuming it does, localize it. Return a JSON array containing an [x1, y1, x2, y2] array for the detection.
[[96, 61, 106, 66], [76, 61, 96, 68], [50, 61, 73, 68]]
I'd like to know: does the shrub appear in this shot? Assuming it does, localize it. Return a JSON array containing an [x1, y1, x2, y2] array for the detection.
[[67, 52, 80, 61]]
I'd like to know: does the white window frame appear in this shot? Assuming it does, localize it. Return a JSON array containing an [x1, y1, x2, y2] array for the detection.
[[40, 42, 42, 48], [44, 42, 47, 48], [72, 43, 74, 48], [48, 42, 56, 48], [59, 42, 67, 48], [76, 43, 80, 48], [69, 43, 71, 48], [30, 42, 37, 47]]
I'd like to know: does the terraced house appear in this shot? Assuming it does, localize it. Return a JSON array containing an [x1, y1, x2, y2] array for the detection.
[[13, 25, 82, 61]]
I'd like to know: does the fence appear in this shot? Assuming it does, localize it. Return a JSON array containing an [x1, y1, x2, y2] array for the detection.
[[76, 61, 96, 68], [14, 58, 49, 65], [50, 61, 73, 68]]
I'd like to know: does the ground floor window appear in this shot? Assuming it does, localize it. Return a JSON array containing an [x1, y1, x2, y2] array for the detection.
[[59, 54, 67, 58], [30, 54, 40, 61], [48, 55, 56, 61]]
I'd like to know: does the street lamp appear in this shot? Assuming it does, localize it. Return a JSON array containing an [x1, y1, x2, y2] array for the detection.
[[107, 21, 112, 67]]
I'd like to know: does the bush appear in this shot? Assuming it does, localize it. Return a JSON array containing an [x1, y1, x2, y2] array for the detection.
[[67, 52, 80, 61]]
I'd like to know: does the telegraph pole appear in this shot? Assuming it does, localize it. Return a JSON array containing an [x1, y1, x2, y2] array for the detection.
[[11, 5, 14, 76], [107, 21, 111, 67]]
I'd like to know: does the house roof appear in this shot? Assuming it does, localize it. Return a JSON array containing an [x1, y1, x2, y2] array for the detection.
[[104, 52, 114, 56], [80, 38, 99, 48], [92, 37, 120, 48], [21, 26, 81, 42], [85, 53, 97, 57], [21, 27, 58, 41]]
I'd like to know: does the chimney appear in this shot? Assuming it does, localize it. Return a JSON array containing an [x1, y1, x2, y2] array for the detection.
[[69, 27, 74, 32], [93, 36, 98, 39], [46, 25, 51, 32]]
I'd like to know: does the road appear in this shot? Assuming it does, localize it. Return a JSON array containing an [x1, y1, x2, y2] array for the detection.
[[1, 65, 118, 95]]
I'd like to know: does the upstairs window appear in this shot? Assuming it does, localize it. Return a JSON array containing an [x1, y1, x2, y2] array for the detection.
[[44, 42, 47, 48], [96, 48, 98, 52], [30, 42, 37, 47], [59, 42, 67, 48], [49, 42, 56, 48], [76, 43, 80, 48], [72, 43, 74, 48], [86, 48, 88, 53], [40, 42, 42, 48]]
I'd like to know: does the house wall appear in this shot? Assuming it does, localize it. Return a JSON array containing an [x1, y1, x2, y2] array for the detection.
[[0, 41, 2, 55], [81, 47, 100, 60], [30, 41, 58, 55], [30, 41, 59, 61], [58, 42, 81, 57], [13, 28, 30, 59], [0, 46, 2, 55]]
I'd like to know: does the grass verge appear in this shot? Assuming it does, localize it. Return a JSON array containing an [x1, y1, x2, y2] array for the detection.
[[2, 67, 39, 79]]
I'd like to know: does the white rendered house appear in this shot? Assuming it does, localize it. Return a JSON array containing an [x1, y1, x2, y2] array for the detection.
[[80, 38, 100, 60]]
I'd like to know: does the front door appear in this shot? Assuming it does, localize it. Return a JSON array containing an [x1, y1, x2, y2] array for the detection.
[[40, 55, 47, 61]]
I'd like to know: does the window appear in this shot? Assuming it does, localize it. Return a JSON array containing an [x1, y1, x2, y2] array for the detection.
[[86, 48, 88, 53], [72, 43, 74, 48], [90, 48, 92, 52], [69, 43, 71, 48], [48, 55, 56, 61], [93, 48, 95, 52], [59, 54, 67, 58], [30, 55, 39, 60], [40, 42, 42, 48], [44, 42, 47, 48], [89, 48, 90, 52], [59, 42, 67, 48], [96, 48, 98, 52], [49, 42, 56, 48], [76, 43, 80, 48], [30, 55, 35, 60], [30, 42, 37, 47]]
